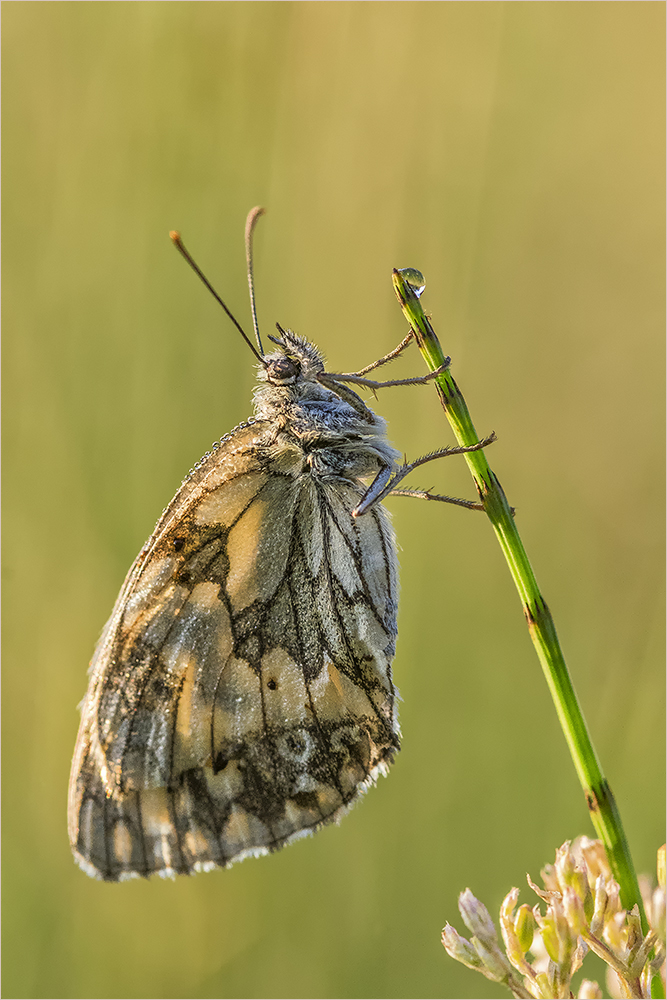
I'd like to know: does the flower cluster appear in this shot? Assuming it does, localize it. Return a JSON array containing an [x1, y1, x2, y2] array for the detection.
[[442, 839, 665, 999]]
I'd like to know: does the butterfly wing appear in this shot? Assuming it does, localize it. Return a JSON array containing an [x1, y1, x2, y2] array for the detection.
[[68, 421, 400, 880]]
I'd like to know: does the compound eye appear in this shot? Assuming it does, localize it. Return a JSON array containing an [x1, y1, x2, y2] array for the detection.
[[267, 356, 300, 384]]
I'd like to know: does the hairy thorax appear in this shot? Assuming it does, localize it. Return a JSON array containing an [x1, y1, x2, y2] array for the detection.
[[253, 362, 400, 484]]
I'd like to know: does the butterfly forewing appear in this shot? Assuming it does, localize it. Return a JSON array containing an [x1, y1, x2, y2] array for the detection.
[[69, 379, 401, 880]]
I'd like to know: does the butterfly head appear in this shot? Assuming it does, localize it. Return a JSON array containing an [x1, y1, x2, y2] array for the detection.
[[260, 325, 326, 389], [252, 323, 380, 435]]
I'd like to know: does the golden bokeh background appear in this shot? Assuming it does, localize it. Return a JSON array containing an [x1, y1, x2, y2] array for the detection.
[[3, 4, 664, 998]]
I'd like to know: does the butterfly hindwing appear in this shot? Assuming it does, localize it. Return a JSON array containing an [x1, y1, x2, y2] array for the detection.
[[69, 418, 400, 880]]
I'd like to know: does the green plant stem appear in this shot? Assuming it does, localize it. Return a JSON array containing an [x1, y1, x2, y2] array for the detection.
[[391, 269, 647, 931]]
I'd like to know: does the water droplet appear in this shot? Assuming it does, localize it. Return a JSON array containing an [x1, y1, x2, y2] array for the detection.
[[397, 267, 426, 297]]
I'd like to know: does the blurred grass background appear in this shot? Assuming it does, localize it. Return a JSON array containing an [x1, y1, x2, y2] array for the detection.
[[3, 3, 664, 998]]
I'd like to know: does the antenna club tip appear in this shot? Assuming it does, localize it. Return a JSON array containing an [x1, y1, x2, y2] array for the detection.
[[245, 207, 266, 237], [169, 230, 181, 243]]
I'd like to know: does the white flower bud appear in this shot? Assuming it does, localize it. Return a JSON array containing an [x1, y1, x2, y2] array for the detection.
[[590, 874, 608, 937], [458, 888, 498, 946], [441, 923, 484, 972], [577, 978, 602, 998], [579, 838, 611, 885]]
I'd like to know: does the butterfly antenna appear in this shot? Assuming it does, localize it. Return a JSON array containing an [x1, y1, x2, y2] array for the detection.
[[170, 230, 266, 365], [245, 206, 265, 355]]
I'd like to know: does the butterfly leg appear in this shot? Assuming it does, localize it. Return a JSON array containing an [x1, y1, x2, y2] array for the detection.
[[341, 332, 415, 377], [353, 433, 497, 516], [387, 488, 486, 511], [319, 360, 450, 393]]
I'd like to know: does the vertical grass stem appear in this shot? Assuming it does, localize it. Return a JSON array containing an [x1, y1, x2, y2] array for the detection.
[[391, 269, 647, 932]]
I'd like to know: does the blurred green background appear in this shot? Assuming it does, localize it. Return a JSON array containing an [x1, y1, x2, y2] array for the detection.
[[3, 3, 664, 998]]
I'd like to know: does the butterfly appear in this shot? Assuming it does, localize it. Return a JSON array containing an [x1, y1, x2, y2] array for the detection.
[[68, 208, 492, 880]]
